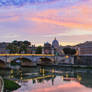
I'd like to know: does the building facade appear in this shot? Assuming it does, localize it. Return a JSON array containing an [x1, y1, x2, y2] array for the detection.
[[52, 38, 63, 55], [0, 42, 9, 54], [42, 38, 63, 55], [76, 41, 92, 55], [43, 42, 52, 54]]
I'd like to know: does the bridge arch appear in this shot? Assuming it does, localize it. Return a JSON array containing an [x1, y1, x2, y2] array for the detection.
[[39, 57, 53, 65], [11, 57, 33, 66], [0, 60, 6, 68]]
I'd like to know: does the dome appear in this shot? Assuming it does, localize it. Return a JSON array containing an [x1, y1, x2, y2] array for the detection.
[[52, 38, 59, 48], [44, 42, 50, 45], [44, 42, 51, 47]]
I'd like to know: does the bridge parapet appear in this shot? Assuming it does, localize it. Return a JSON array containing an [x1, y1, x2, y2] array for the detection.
[[0, 54, 55, 63], [0, 54, 71, 66], [0, 54, 55, 57]]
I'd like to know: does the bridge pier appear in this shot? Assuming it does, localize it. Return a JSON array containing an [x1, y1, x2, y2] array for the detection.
[[0, 54, 58, 66]]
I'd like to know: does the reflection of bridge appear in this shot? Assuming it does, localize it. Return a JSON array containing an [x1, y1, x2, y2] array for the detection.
[[23, 75, 55, 81], [9, 68, 81, 84]]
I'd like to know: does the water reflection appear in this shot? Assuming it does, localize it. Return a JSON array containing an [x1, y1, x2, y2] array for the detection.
[[0, 67, 92, 92]]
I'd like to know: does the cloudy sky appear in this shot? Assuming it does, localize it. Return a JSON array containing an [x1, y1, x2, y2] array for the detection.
[[0, 0, 92, 46]]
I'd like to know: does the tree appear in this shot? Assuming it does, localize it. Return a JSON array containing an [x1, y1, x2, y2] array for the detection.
[[71, 49, 76, 55], [36, 46, 42, 54], [63, 48, 76, 56], [6, 43, 18, 53], [6, 40, 31, 54], [23, 40, 31, 47], [12, 40, 18, 46]]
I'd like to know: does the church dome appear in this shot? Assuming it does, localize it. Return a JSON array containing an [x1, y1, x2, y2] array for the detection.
[[52, 38, 59, 48], [44, 42, 50, 45], [44, 42, 51, 47]]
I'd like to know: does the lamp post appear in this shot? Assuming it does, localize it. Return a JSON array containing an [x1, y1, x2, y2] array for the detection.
[[5, 55, 7, 62], [5, 55, 8, 68]]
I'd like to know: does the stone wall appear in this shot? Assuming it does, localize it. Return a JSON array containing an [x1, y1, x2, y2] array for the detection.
[[74, 56, 92, 65]]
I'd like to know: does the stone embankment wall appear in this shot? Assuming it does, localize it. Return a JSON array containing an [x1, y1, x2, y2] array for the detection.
[[0, 76, 4, 92], [55, 56, 74, 64]]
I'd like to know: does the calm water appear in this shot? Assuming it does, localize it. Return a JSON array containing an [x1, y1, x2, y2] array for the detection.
[[0, 66, 92, 92]]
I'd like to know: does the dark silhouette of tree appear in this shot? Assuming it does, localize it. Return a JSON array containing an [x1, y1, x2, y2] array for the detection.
[[23, 41, 31, 47], [36, 46, 42, 54], [6, 40, 31, 54], [63, 48, 76, 56]]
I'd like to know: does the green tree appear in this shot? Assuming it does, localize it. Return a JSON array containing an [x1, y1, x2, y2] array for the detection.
[[6, 40, 31, 54], [63, 48, 76, 56], [36, 46, 42, 54], [71, 49, 76, 55], [23, 40, 31, 47], [12, 40, 18, 46], [6, 43, 18, 53]]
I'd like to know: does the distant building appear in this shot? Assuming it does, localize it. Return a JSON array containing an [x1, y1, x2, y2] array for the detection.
[[52, 38, 59, 55], [42, 38, 63, 55], [52, 38, 59, 49], [43, 42, 52, 54], [76, 41, 92, 55], [52, 38, 63, 55], [0, 42, 9, 54]]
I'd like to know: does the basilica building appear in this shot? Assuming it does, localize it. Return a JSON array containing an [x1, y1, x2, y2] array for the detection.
[[43, 38, 63, 55]]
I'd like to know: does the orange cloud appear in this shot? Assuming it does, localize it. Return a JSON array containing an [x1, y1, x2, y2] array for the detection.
[[24, 0, 92, 31], [28, 17, 92, 29]]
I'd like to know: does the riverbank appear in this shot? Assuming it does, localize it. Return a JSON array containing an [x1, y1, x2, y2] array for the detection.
[[0, 78, 2, 92], [0, 77, 4, 92], [4, 79, 21, 92], [0, 76, 21, 92], [37, 64, 92, 69], [1, 64, 92, 70]]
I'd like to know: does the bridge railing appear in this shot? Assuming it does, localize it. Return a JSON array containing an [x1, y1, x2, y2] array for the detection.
[[0, 54, 55, 57]]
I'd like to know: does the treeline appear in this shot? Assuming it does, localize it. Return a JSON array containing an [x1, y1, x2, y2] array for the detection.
[[6, 40, 43, 54], [63, 47, 76, 56], [6, 40, 76, 55], [6, 40, 31, 54]]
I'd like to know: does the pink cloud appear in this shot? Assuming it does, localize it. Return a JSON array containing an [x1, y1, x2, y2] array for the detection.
[[0, 0, 92, 45], [21, 82, 92, 92], [26, 17, 92, 29], [0, 16, 19, 22], [24, 0, 92, 30]]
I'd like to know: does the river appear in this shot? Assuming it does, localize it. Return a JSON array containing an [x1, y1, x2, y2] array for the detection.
[[0, 66, 92, 92]]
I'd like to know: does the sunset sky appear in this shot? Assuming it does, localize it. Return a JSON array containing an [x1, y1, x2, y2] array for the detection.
[[0, 0, 92, 46]]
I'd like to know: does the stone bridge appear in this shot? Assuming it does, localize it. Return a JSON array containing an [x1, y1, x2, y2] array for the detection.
[[0, 54, 55, 66], [0, 54, 73, 67]]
